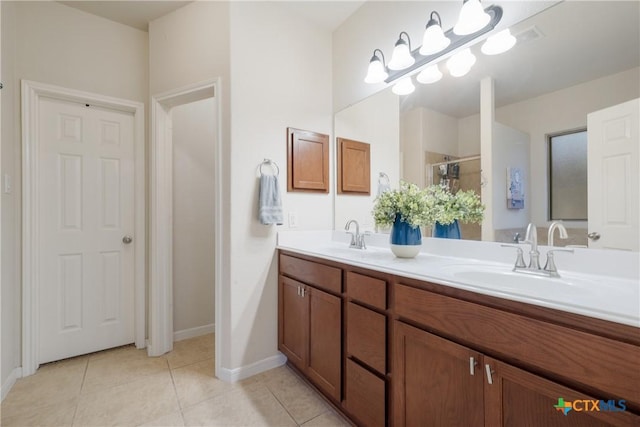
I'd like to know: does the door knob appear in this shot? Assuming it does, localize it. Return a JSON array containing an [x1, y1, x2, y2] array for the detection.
[[587, 232, 601, 241], [122, 235, 133, 244]]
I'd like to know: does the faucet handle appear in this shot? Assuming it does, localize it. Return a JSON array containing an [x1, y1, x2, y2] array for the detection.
[[543, 248, 574, 273], [501, 244, 526, 268]]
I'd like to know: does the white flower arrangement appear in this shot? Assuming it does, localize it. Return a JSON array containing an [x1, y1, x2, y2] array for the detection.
[[372, 181, 484, 228]]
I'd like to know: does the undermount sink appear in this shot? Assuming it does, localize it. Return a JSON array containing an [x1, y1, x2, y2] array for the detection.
[[439, 264, 638, 317]]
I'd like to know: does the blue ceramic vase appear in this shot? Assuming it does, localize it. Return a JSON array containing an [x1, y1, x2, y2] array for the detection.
[[390, 215, 422, 258], [433, 220, 461, 239]]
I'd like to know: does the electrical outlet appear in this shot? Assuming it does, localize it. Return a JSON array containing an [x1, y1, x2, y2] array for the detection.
[[288, 211, 299, 228]]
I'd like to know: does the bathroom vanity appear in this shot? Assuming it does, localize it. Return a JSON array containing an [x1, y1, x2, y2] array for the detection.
[[277, 232, 639, 426]]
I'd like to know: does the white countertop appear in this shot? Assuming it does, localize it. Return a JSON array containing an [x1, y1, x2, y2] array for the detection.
[[277, 230, 640, 328]]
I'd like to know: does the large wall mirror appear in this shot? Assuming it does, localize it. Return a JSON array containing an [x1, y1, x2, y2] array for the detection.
[[334, 1, 639, 248]]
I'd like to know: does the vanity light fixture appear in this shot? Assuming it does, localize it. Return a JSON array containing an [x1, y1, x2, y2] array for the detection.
[[363, 3, 506, 92], [420, 12, 450, 56], [364, 49, 389, 84], [391, 76, 416, 95], [453, 0, 492, 36], [447, 48, 476, 77], [388, 32, 415, 70], [416, 64, 443, 84], [481, 28, 516, 55]]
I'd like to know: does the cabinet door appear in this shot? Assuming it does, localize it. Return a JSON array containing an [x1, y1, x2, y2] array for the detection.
[[278, 276, 308, 370], [484, 356, 639, 427], [394, 321, 484, 427], [307, 286, 342, 401]]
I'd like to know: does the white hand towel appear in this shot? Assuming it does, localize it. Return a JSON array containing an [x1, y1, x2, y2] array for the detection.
[[258, 175, 283, 225]]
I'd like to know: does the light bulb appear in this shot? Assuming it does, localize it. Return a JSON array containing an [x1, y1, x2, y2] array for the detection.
[[364, 56, 388, 84], [453, 0, 491, 36], [481, 29, 516, 55], [392, 77, 415, 95], [417, 64, 443, 84], [388, 32, 415, 70], [447, 49, 476, 77], [420, 12, 451, 56]]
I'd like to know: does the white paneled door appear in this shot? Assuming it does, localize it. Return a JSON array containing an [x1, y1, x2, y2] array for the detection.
[[587, 98, 639, 251], [38, 97, 135, 364]]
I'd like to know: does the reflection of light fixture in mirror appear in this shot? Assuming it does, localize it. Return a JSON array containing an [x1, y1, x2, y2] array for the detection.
[[420, 12, 450, 56], [454, 0, 491, 36], [417, 64, 443, 84], [392, 77, 415, 95], [364, 49, 389, 83], [447, 48, 476, 77], [481, 29, 516, 55], [388, 32, 415, 70]]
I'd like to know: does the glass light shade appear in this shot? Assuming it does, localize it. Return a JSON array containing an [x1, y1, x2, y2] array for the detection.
[[364, 57, 388, 84], [453, 0, 491, 36], [420, 24, 451, 56], [388, 39, 415, 70], [416, 64, 443, 84], [481, 29, 516, 55], [447, 49, 476, 77], [391, 77, 416, 95]]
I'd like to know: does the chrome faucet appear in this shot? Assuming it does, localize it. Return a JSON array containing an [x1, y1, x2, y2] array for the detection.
[[523, 223, 541, 270], [345, 219, 367, 249], [502, 223, 573, 277], [547, 221, 568, 246]]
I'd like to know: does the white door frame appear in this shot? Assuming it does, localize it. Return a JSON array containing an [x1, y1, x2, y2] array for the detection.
[[148, 79, 222, 378], [21, 80, 146, 376]]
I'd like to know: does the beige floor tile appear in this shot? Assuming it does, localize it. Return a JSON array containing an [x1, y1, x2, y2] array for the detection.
[[170, 358, 228, 409], [137, 411, 185, 427], [1, 357, 87, 419], [82, 348, 169, 394], [74, 371, 180, 427], [88, 344, 143, 361], [258, 366, 329, 424], [301, 410, 352, 427], [165, 334, 214, 370], [182, 384, 297, 427], [1, 397, 77, 427]]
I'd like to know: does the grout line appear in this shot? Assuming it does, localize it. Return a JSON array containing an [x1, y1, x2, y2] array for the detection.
[[70, 357, 90, 426]]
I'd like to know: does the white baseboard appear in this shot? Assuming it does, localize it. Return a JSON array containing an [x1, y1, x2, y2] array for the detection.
[[1, 367, 23, 402], [173, 323, 215, 342], [217, 352, 287, 383]]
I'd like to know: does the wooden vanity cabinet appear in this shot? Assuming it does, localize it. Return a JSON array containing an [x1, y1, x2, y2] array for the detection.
[[394, 282, 640, 426], [394, 320, 638, 427], [278, 251, 639, 426], [344, 271, 389, 427], [278, 255, 342, 402]]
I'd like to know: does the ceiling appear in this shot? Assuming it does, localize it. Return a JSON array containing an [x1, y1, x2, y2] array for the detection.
[[399, 1, 640, 117], [60, 0, 364, 32]]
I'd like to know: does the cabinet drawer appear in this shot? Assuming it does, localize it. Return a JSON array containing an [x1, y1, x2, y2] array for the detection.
[[279, 254, 342, 294], [345, 359, 385, 427], [346, 271, 386, 310], [395, 283, 640, 407], [347, 302, 386, 374]]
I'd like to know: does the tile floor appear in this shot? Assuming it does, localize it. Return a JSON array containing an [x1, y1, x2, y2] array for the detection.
[[0, 334, 351, 427]]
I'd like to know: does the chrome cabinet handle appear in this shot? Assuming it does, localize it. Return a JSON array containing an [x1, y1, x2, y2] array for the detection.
[[122, 235, 133, 244], [470, 357, 477, 376], [485, 364, 494, 385], [587, 232, 601, 241]]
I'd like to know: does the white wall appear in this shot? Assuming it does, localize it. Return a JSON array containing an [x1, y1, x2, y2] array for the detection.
[[400, 107, 423, 186], [1, 1, 148, 390], [495, 67, 640, 228], [149, 0, 232, 368], [491, 123, 530, 231], [229, 1, 333, 369], [172, 98, 216, 334], [332, 1, 558, 112], [335, 89, 400, 230], [150, 0, 333, 373]]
